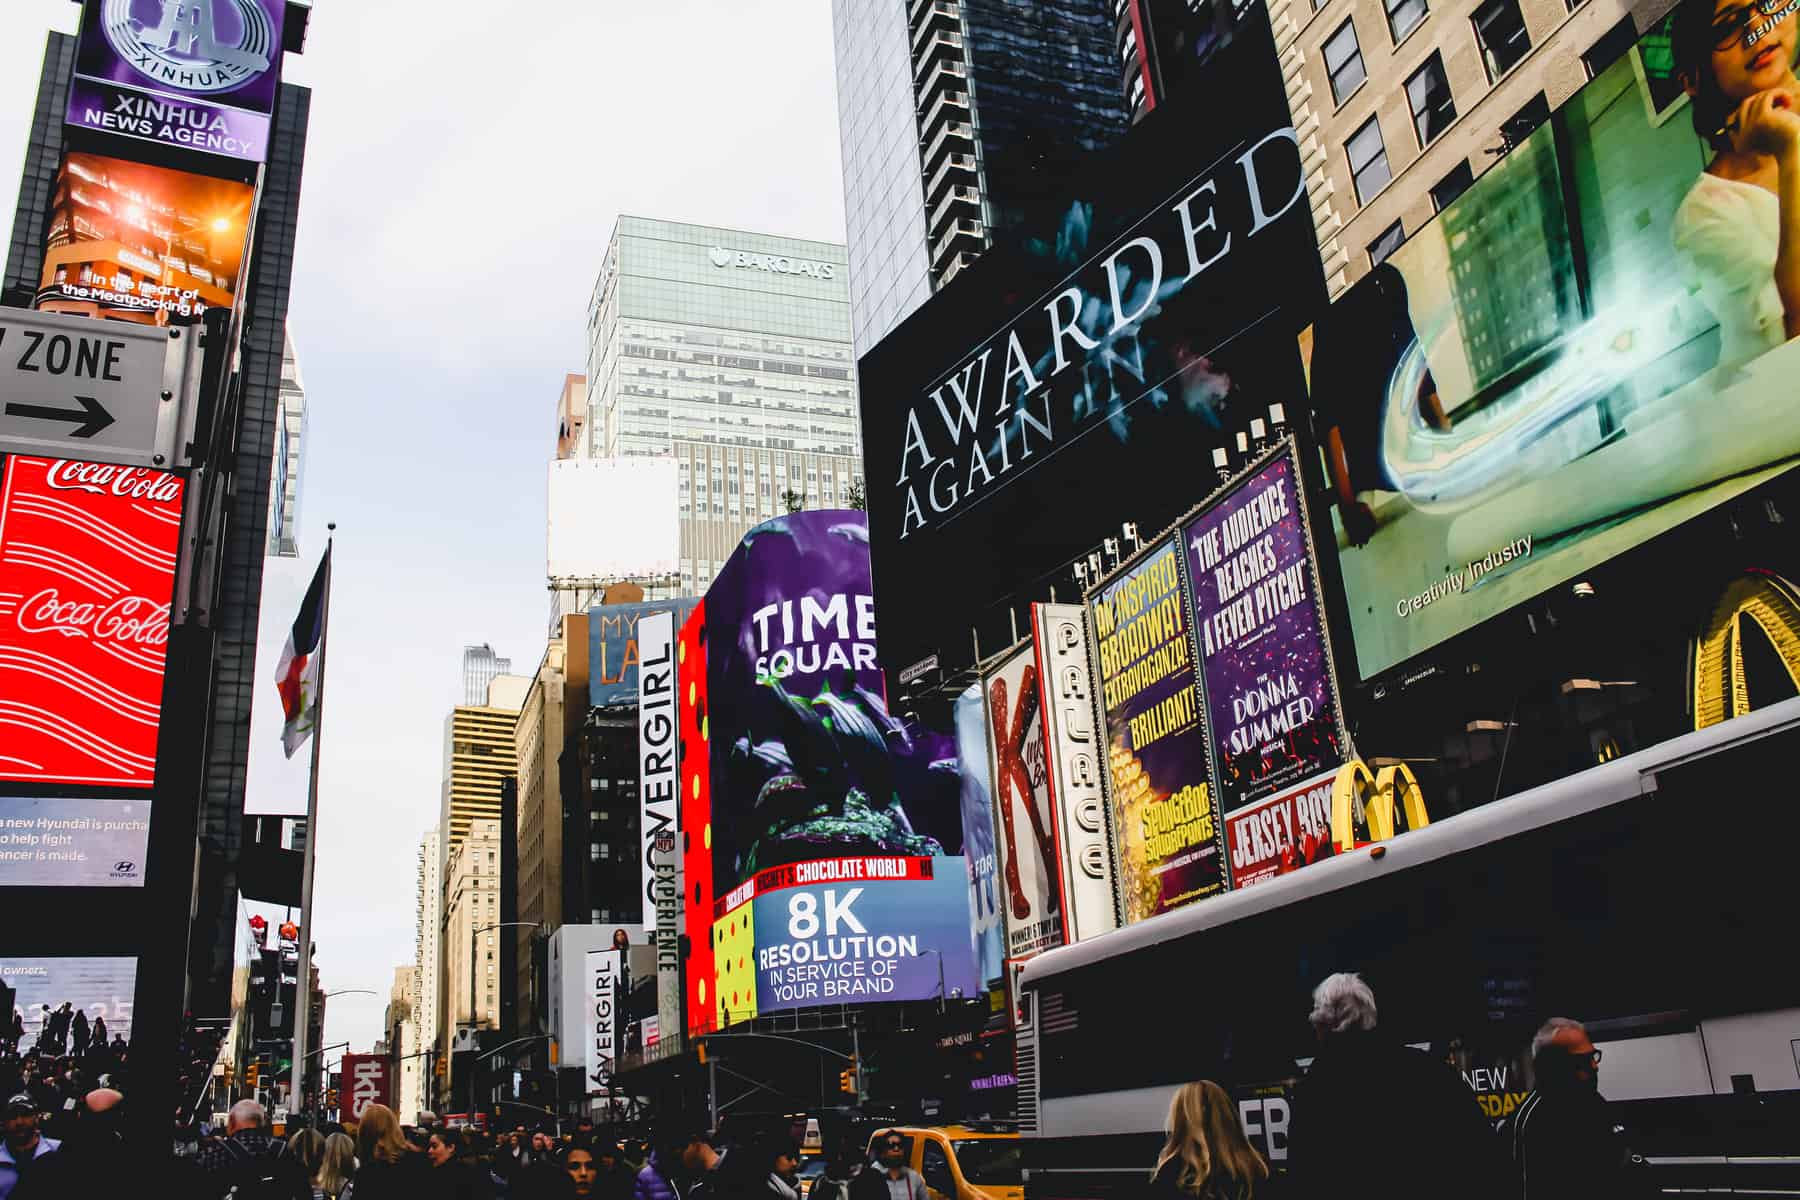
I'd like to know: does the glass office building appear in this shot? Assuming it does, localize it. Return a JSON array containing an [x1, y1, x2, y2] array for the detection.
[[583, 217, 860, 593]]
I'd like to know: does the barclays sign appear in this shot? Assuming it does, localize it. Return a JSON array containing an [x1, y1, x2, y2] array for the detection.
[[709, 246, 837, 280]]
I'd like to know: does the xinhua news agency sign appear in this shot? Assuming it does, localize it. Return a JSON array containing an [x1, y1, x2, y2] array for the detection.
[[67, 0, 289, 165], [339, 1054, 391, 1123]]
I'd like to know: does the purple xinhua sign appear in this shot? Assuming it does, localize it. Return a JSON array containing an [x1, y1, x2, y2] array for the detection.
[[67, 0, 289, 165], [1182, 442, 1345, 814]]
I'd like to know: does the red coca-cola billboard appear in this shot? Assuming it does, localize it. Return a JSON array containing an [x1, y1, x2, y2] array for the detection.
[[340, 1054, 393, 1123], [0, 456, 183, 787]]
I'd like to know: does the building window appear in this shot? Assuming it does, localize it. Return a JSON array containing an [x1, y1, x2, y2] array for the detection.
[[1473, 0, 1532, 80], [1386, 0, 1427, 42], [1503, 92, 1552, 147], [1407, 53, 1456, 146], [1582, 15, 1636, 78], [1324, 20, 1366, 105], [1369, 220, 1406, 266], [1431, 161, 1474, 211], [1346, 117, 1392, 204]]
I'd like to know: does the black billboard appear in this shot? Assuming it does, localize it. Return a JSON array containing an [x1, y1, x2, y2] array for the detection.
[[858, 6, 1325, 689]]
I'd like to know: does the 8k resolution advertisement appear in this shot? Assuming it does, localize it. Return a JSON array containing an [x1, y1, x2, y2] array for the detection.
[[1306, 17, 1800, 681]]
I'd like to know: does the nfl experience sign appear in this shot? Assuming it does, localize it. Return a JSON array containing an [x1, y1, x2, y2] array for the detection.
[[635, 610, 682, 1042], [0, 457, 183, 788], [67, 0, 289, 166]]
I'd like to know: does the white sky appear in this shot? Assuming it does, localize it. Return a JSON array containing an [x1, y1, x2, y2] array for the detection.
[[0, 0, 848, 1055]]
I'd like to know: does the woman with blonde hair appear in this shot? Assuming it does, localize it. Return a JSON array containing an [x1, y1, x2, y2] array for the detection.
[[345, 1103, 426, 1198], [1148, 1081, 1269, 1200], [318, 1130, 357, 1199]]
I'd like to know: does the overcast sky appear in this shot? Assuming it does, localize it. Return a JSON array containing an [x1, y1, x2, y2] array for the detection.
[[0, 0, 848, 1056]]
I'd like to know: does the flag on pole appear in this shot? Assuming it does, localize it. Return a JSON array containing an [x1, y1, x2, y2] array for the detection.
[[276, 549, 330, 758]]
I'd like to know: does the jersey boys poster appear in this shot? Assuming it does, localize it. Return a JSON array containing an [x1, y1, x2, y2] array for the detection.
[[1182, 442, 1345, 813], [1089, 535, 1225, 921], [0, 457, 183, 788]]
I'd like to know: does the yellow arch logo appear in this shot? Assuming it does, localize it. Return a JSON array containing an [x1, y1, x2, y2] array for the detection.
[[1692, 571, 1800, 730], [1330, 760, 1430, 854]]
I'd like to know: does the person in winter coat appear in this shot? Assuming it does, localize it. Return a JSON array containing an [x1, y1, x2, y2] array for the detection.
[[1505, 1018, 1630, 1199], [1286, 973, 1498, 1200], [1146, 1081, 1269, 1200], [848, 1132, 926, 1200], [425, 1128, 495, 1200], [633, 1147, 682, 1200], [194, 1098, 310, 1200], [344, 1104, 429, 1200]]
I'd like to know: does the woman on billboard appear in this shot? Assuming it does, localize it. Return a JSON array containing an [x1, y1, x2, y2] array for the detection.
[[1674, 0, 1800, 368]]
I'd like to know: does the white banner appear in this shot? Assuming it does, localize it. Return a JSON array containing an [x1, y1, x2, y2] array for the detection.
[[585, 948, 623, 1087], [1033, 604, 1119, 942], [636, 610, 683, 1044]]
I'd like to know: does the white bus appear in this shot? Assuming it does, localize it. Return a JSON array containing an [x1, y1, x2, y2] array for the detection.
[[1017, 696, 1800, 1197]]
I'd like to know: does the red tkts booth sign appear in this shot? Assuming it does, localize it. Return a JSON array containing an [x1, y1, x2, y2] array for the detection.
[[341, 1054, 393, 1123], [0, 456, 183, 787]]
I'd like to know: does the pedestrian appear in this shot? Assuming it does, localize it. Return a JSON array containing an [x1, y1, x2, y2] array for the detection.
[[753, 1139, 802, 1200], [318, 1132, 356, 1199], [632, 1140, 682, 1200], [808, 1144, 858, 1200], [1146, 1081, 1268, 1200], [344, 1103, 428, 1199], [64, 1017, 84, 1066], [848, 1131, 926, 1200], [565, 1140, 600, 1199], [593, 1142, 636, 1200], [426, 1127, 495, 1200], [7, 1088, 152, 1200], [681, 1129, 739, 1200], [288, 1128, 327, 1199], [0, 1094, 58, 1200], [1286, 973, 1496, 1200], [4, 1013, 20, 1058], [82, 1019, 101, 1055], [194, 1098, 311, 1200], [1505, 1018, 1630, 1198]]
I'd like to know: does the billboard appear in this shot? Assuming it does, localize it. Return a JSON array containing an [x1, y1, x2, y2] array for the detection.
[[1222, 770, 1335, 890], [1181, 441, 1346, 812], [38, 154, 254, 325], [585, 948, 623, 1088], [66, 0, 289, 165], [0, 457, 183, 788], [954, 685, 1005, 988], [714, 856, 979, 1015], [1305, 23, 1800, 681], [548, 458, 680, 585], [0, 795, 149, 887], [1032, 604, 1118, 941], [702, 511, 963, 898], [634, 609, 682, 1046], [0, 956, 137, 1045], [980, 643, 1063, 961], [677, 603, 715, 1036], [588, 597, 701, 707], [340, 1054, 392, 1123], [1089, 535, 1224, 921], [857, 6, 1323, 687]]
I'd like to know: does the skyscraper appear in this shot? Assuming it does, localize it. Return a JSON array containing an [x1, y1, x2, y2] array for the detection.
[[415, 829, 442, 1107], [462, 644, 513, 707], [581, 217, 861, 593], [266, 325, 307, 557], [831, 0, 1131, 350], [440, 682, 526, 856]]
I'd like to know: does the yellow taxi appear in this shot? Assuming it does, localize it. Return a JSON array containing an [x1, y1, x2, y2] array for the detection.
[[864, 1125, 1022, 1200]]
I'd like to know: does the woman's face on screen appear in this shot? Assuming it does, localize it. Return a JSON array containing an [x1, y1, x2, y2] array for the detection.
[[1710, 0, 1798, 102]]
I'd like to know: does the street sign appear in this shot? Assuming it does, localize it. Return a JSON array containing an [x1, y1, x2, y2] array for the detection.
[[0, 308, 205, 469]]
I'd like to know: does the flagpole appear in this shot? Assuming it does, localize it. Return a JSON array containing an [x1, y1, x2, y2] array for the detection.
[[289, 528, 333, 1117]]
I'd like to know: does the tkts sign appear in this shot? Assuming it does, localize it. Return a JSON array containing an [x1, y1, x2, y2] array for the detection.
[[0, 456, 183, 787]]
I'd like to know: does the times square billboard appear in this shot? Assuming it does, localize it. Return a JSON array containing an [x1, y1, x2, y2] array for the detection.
[[857, 4, 1324, 690], [685, 511, 976, 1028]]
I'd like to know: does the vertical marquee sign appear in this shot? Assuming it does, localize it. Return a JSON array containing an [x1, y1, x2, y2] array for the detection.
[[636, 609, 682, 1046], [0, 457, 183, 790]]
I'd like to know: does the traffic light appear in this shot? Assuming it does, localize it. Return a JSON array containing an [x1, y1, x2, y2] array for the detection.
[[246, 1063, 260, 1088], [838, 1057, 858, 1096]]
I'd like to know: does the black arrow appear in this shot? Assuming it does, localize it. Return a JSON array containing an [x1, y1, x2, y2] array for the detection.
[[4, 394, 115, 439]]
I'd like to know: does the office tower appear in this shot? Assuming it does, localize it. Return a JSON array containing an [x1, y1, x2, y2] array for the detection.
[[266, 325, 307, 557], [389, 965, 423, 1124], [582, 217, 861, 593], [1276, 0, 1662, 296], [445, 818, 504, 1034], [462, 643, 513, 707], [831, 0, 1131, 350], [514, 615, 586, 1028], [440, 681, 526, 856], [415, 829, 442, 1106]]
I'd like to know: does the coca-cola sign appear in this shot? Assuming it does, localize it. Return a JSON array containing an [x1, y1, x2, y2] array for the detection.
[[0, 455, 183, 787]]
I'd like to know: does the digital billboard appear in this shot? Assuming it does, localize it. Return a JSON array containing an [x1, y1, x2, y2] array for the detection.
[[953, 685, 1005, 988], [588, 597, 701, 707], [1304, 20, 1800, 681], [0, 457, 184, 788], [66, 0, 289, 165], [1181, 442, 1346, 812], [677, 603, 715, 1037], [980, 642, 1063, 961], [1089, 535, 1224, 921], [0, 956, 137, 1045], [857, 6, 1324, 687], [0, 795, 149, 887], [702, 511, 963, 898], [38, 153, 254, 325]]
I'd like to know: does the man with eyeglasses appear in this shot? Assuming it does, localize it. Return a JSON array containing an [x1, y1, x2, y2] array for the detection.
[[1506, 1018, 1627, 1198], [848, 1133, 924, 1200]]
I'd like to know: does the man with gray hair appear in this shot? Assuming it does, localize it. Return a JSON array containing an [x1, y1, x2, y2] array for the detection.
[[195, 1098, 310, 1199], [1288, 973, 1496, 1199], [1506, 1017, 1624, 1198]]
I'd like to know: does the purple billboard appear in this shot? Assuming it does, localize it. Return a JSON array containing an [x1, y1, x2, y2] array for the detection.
[[704, 511, 964, 896], [1182, 442, 1346, 813], [1089, 535, 1225, 922], [67, 0, 289, 166]]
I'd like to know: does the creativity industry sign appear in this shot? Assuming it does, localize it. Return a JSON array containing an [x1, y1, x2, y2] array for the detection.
[[67, 0, 289, 165]]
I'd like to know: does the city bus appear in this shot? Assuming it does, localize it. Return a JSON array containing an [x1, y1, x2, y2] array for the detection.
[[1016, 696, 1800, 1197]]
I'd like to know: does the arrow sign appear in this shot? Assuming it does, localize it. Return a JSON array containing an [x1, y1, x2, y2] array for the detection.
[[5, 394, 116, 439], [0, 308, 199, 469]]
